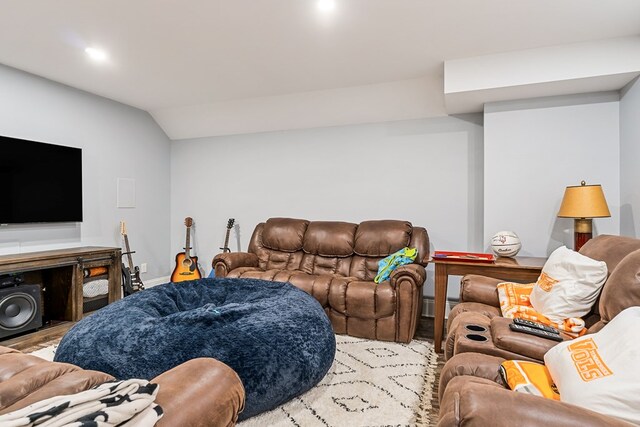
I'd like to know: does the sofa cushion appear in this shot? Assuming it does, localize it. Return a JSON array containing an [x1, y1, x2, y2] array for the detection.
[[354, 220, 412, 257], [328, 280, 396, 319], [261, 218, 309, 252], [299, 254, 351, 277], [598, 248, 640, 324], [303, 221, 357, 257], [348, 256, 381, 281], [579, 234, 640, 275]]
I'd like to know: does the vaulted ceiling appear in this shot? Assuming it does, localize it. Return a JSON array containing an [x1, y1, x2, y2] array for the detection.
[[1, 0, 639, 138]]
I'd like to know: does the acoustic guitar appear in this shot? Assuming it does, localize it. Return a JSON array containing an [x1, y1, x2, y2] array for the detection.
[[171, 217, 202, 282], [120, 221, 144, 296], [220, 218, 235, 253]]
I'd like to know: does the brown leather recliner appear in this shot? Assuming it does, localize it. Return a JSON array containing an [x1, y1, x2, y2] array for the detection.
[[212, 218, 429, 343], [445, 235, 640, 361], [0, 346, 245, 427], [437, 352, 634, 427]]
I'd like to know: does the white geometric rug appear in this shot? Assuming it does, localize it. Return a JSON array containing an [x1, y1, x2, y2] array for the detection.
[[240, 335, 438, 426], [30, 336, 438, 426], [28, 344, 58, 361]]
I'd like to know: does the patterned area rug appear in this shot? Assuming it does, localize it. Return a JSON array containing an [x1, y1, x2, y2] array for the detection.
[[28, 336, 439, 426], [240, 335, 438, 426], [28, 344, 58, 361]]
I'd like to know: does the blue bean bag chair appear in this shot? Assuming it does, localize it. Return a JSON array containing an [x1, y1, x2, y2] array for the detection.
[[55, 278, 336, 420]]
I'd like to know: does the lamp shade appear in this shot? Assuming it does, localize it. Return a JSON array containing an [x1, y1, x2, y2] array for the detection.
[[557, 182, 611, 218]]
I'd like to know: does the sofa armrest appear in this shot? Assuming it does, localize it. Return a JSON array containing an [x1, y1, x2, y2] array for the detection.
[[154, 358, 245, 427], [389, 264, 426, 343], [389, 264, 426, 289], [439, 352, 506, 402], [212, 252, 259, 277], [438, 376, 633, 427], [459, 274, 503, 307]]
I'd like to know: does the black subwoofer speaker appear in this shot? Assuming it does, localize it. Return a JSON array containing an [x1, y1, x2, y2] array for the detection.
[[0, 284, 42, 339]]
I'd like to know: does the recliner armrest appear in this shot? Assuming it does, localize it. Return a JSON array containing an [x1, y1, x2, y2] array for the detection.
[[212, 252, 259, 277], [389, 264, 426, 289], [439, 376, 632, 427], [491, 317, 566, 362], [154, 358, 245, 427], [439, 352, 506, 402], [460, 274, 503, 307]]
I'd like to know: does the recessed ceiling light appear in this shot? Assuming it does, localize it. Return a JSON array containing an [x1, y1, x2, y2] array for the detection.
[[85, 47, 108, 62], [317, 0, 336, 13]]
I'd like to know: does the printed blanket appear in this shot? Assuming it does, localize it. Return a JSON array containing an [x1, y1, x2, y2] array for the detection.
[[497, 282, 586, 337], [0, 379, 162, 427]]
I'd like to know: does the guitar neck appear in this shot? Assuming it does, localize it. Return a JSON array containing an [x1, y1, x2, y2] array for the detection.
[[184, 226, 192, 259], [223, 229, 231, 251], [123, 234, 134, 271]]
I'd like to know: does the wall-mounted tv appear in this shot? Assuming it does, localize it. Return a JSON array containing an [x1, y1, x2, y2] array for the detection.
[[0, 135, 82, 224]]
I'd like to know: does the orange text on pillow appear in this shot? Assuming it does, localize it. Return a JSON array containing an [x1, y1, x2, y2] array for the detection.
[[537, 272, 558, 292], [567, 338, 612, 382]]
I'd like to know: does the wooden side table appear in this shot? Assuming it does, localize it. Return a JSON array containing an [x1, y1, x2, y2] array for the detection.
[[432, 256, 546, 353]]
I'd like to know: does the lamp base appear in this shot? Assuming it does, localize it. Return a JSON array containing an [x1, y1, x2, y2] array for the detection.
[[574, 218, 593, 251]]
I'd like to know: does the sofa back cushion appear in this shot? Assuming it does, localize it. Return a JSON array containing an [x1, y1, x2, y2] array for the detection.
[[354, 220, 412, 257], [248, 218, 429, 281], [579, 235, 640, 326], [249, 222, 305, 271], [261, 218, 309, 252], [597, 248, 640, 325], [579, 234, 640, 275], [303, 221, 357, 257]]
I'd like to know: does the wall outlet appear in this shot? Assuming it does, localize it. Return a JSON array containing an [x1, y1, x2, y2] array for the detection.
[[140, 263, 147, 273]]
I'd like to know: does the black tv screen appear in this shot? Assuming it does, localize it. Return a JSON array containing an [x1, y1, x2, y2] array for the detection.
[[0, 136, 82, 224]]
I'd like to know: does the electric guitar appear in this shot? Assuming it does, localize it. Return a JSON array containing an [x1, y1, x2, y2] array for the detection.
[[171, 217, 202, 282], [120, 221, 144, 296], [220, 218, 235, 253]]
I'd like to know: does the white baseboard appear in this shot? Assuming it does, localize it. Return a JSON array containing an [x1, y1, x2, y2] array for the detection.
[[422, 297, 458, 319], [144, 276, 171, 288]]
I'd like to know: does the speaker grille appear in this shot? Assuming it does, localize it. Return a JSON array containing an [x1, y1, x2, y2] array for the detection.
[[0, 292, 37, 330], [0, 284, 42, 339]]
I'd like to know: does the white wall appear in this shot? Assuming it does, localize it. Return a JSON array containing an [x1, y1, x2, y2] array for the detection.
[[620, 77, 640, 238], [484, 92, 621, 256], [0, 64, 172, 279], [171, 116, 484, 298]]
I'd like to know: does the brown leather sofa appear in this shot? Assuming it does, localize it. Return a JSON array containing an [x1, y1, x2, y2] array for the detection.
[[213, 218, 429, 343], [437, 352, 634, 427], [445, 235, 640, 361], [0, 345, 245, 426]]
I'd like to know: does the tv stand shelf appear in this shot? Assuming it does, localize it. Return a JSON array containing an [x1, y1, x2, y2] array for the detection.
[[0, 246, 122, 350]]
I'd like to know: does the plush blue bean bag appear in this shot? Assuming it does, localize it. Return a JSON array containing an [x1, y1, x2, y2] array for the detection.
[[55, 278, 336, 420]]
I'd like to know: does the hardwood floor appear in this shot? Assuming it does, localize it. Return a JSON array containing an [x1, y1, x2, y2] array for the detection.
[[416, 315, 436, 340]]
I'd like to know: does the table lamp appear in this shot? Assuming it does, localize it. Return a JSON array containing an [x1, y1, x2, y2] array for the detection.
[[557, 181, 610, 251]]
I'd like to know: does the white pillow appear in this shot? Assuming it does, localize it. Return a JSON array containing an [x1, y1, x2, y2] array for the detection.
[[544, 307, 640, 425], [530, 246, 607, 321]]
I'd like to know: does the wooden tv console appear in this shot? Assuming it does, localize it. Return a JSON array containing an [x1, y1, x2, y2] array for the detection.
[[0, 246, 122, 350]]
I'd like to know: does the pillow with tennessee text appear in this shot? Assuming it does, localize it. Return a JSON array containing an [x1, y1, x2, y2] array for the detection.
[[530, 246, 606, 321], [544, 306, 640, 425]]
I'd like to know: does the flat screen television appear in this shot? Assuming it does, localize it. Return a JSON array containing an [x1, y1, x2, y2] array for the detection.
[[0, 135, 82, 224]]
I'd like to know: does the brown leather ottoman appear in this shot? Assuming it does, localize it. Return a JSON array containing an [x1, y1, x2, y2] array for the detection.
[[0, 346, 245, 426]]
